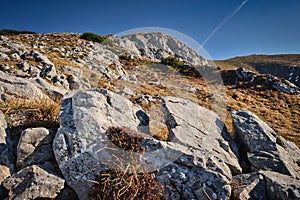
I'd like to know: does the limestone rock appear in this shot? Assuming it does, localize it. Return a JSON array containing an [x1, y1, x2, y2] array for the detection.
[[3, 165, 65, 200], [68, 75, 91, 90], [61, 65, 83, 77], [53, 90, 241, 199], [0, 71, 47, 100], [40, 64, 57, 79], [29, 50, 54, 67], [53, 89, 145, 199], [53, 74, 70, 88], [162, 96, 242, 176], [0, 111, 15, 181], [11, 52, 21, 61], [0, 63, 11, 72], [156, 162, 231, 200], [0, 111, 7, 144], [231, 108, 300, 178], [143, 140, 233, 200], [231, 171, 300, 200], [261, 170, 300, 200], [108, 36, 141, 56], [235, 67, 256, 82], [84, 42, 119, 66], [266, 74, 299, 94], [32, 77, 67, 101], [231, 172, 266, 200], [16, 127, 55, 170], [235, 68, 300, 95]]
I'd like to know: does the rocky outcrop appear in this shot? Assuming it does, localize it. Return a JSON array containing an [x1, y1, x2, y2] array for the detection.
[[0, 71, 68, 102], [265, 74, 299, 94], [235, 67, 300, 95], [231, 171, 300, 200], [122, 32, 207, 66], [235, 67, 256, 82], [53, 90, 242, 199], [0, 112, 77, 199], [3, 165, 65, 199], [231, 108, 300, 199], [261, 170, 300, 200], [231, 108, 300, 178]]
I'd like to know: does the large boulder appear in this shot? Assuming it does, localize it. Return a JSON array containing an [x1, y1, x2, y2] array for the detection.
[[53, 89, 145, 199], [53, 90, 241, 199], [3, 165, 65, 199], [231, 108, 300, 178], [162, 96, 242, 176]]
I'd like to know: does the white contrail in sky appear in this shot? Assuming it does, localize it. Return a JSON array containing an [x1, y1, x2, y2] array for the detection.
[[201, 0, 249, 47]]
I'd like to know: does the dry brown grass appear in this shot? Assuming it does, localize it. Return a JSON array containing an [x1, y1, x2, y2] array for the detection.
[[89, 126, 166, 200], [97, 78, 117, 91], [225, 88, 300, 146], [45, 51, 81, 70], [133, 83, 174, 97], [214, 54, 300, 71], [0, 60, 18, 69], [119, 57, 149, 70], [93, 165, 166, 200], [0, 98, 60, 131], [152, 126, 169, 141]]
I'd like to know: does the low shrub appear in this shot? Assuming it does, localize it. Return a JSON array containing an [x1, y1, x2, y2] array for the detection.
[[119, 54, 134, 62], [91, 126, 166, 200], [80, 32, 108, 44], [105, 126, 148, 153], [0, 29, 37, 35], [162, 56, 185, 69]]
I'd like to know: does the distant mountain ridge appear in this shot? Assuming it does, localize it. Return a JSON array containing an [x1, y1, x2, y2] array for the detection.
[[215, 54, 300, 87]]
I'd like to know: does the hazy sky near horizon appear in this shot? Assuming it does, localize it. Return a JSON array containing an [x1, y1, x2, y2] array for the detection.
[[1, 0, 299, 60]]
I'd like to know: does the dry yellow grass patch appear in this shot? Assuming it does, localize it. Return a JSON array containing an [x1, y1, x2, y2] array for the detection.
[[45, 51, 81, 70], [0, 98, 60, 130], [225, 88, 300, 147]]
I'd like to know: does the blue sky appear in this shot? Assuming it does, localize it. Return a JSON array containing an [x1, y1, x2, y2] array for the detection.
[[1, 0, 299, 60]]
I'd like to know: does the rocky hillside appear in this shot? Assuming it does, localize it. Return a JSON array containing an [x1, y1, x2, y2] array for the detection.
[[215, 54, 300, 87], [0, 31, 299, 199]]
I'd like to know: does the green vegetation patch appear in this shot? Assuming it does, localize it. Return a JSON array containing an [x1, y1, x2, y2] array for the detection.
[[162, 56, 185, 69], [80, 32, 108, 44], [0, 29, 37, 35]]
